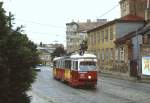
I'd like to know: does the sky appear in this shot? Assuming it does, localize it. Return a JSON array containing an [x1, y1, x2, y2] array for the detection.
[[2, 0, 120, 46]]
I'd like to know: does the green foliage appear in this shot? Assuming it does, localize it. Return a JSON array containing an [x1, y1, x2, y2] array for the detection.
[[0, 2, 39, 103], [51, 46, 66, 60]]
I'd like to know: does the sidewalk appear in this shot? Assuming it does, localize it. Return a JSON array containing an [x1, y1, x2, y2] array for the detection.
[[100, 70, 150, 84], [28, 91, 48, 103]]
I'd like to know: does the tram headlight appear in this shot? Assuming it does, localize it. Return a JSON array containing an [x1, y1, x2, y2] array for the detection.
[[88, 75, 91, 79]]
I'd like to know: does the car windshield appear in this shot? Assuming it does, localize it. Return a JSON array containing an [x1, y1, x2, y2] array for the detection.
[[79, 61, 96, 71]]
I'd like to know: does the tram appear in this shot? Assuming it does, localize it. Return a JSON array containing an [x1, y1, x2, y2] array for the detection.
[[52, 53, 97, 87]]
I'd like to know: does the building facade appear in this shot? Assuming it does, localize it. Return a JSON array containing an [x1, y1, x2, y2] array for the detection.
[[66, 19, 107, 53], [112, 0, 150, 78], [87, 19, 145, 73], [120, 0, 146, 19]]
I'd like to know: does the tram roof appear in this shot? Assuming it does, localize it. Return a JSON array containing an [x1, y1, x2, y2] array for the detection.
[[53, 57, 64, 61], [70, 53, 96, 59]]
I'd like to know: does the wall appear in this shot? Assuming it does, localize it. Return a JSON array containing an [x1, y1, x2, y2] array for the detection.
[[132, 35, 143, 60], [116, 22, 144, 38]]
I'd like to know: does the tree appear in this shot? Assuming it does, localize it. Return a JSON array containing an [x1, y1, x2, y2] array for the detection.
[[0, 2, 39, 103], [51, 46, 66, 60]]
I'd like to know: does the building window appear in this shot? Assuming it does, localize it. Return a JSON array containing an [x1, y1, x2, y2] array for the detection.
[[110, 27, 113, 40], [97, 31, 100, 43], [120, 47, 124, 61], [102, 49, 104, 61], [148, 35, 150, 44], [91, 34, 93, 45], [106, 48, 109, 64], [94, 32, 96, 44], [98, 49, 100, 60], [101, 30, 104, 43], [105, 29, 108, 41], [110, 48, 113, 60], [115, 48, 118, 61]]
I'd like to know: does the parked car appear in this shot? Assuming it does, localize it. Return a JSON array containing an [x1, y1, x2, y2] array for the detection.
[[34, 66, 41, 71]]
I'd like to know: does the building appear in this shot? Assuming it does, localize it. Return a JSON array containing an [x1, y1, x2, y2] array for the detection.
[[120, 0, 146, 20], [87, 19, 145, 73], [66, 19, 107, 53], [114, 22, 150, 77], [113, 0, 150, 78], [37, 43, 64, 65]]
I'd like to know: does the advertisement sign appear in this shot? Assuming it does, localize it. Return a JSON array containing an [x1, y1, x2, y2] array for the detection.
[[142, 56, 150, 75]]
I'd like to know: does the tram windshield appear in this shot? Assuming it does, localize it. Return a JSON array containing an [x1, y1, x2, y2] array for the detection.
[[79, 61, 96, 71]]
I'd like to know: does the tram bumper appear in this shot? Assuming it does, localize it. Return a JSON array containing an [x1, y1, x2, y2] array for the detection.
[[78, 75, 97, 87]]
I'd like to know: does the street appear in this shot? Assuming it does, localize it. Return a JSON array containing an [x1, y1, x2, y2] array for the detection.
[[29, 66, 150, 103]]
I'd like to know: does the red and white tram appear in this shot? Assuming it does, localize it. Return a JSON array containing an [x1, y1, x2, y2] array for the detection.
[[53, 53, 97, 87]]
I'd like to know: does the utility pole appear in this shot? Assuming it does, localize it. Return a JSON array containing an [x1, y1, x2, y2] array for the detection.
[[136, 29, 141, 80]]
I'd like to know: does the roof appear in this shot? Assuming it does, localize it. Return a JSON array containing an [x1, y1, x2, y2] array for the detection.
[[121, 15, 144, 21], [114, 22, 150, 44], [53, 57, 65, 61], [77, 21, 106, 32], [114, 31, 136, 44], [70, 53, 96, 59], [66, 19, 107, 33], [87, 19, 145, 33], [138, 22, 150, 34]]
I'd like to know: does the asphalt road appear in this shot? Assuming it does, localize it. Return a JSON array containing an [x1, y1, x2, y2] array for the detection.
[[29, 66, 150, 103]]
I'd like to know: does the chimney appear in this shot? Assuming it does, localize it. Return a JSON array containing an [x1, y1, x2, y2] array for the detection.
[[96, 19, 107, 22], [145, 0, 150, 21]]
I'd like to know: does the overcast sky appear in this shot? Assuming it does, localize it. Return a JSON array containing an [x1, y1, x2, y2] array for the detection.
[[2, 0, 120, 46]]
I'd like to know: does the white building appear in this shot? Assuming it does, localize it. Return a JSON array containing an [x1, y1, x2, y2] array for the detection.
[[66, 19, 107, 53]]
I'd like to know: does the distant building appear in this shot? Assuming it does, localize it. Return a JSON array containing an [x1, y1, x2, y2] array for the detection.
[[66, 19, 107, 53], [37, 43, 64, 65]]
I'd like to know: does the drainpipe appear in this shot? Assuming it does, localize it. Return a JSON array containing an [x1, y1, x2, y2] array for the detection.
[[136, 29, 142, 80]]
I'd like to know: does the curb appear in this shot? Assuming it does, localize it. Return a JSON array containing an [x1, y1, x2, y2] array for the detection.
[[100, 71, 150, 84]]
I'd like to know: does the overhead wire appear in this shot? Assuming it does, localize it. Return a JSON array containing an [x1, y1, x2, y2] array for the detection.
[[98, 4, 119, 19], [16, 18, 64, 28], [15, 4, 119, 36]]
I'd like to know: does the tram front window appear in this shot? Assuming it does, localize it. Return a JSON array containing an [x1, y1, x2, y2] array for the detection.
[[79, 61, 96, 71]]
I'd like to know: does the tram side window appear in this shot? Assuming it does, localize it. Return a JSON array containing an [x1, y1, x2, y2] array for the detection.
[[60, 60, 62, 68], [68, 61, 71, 69], [75, 61, 78, 70], [53, 61, 56, 68], [65, 60, 71, 69], [72, 61, 78, 70], [55, 61, 58, 68], [57, 61, 59, 68]]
